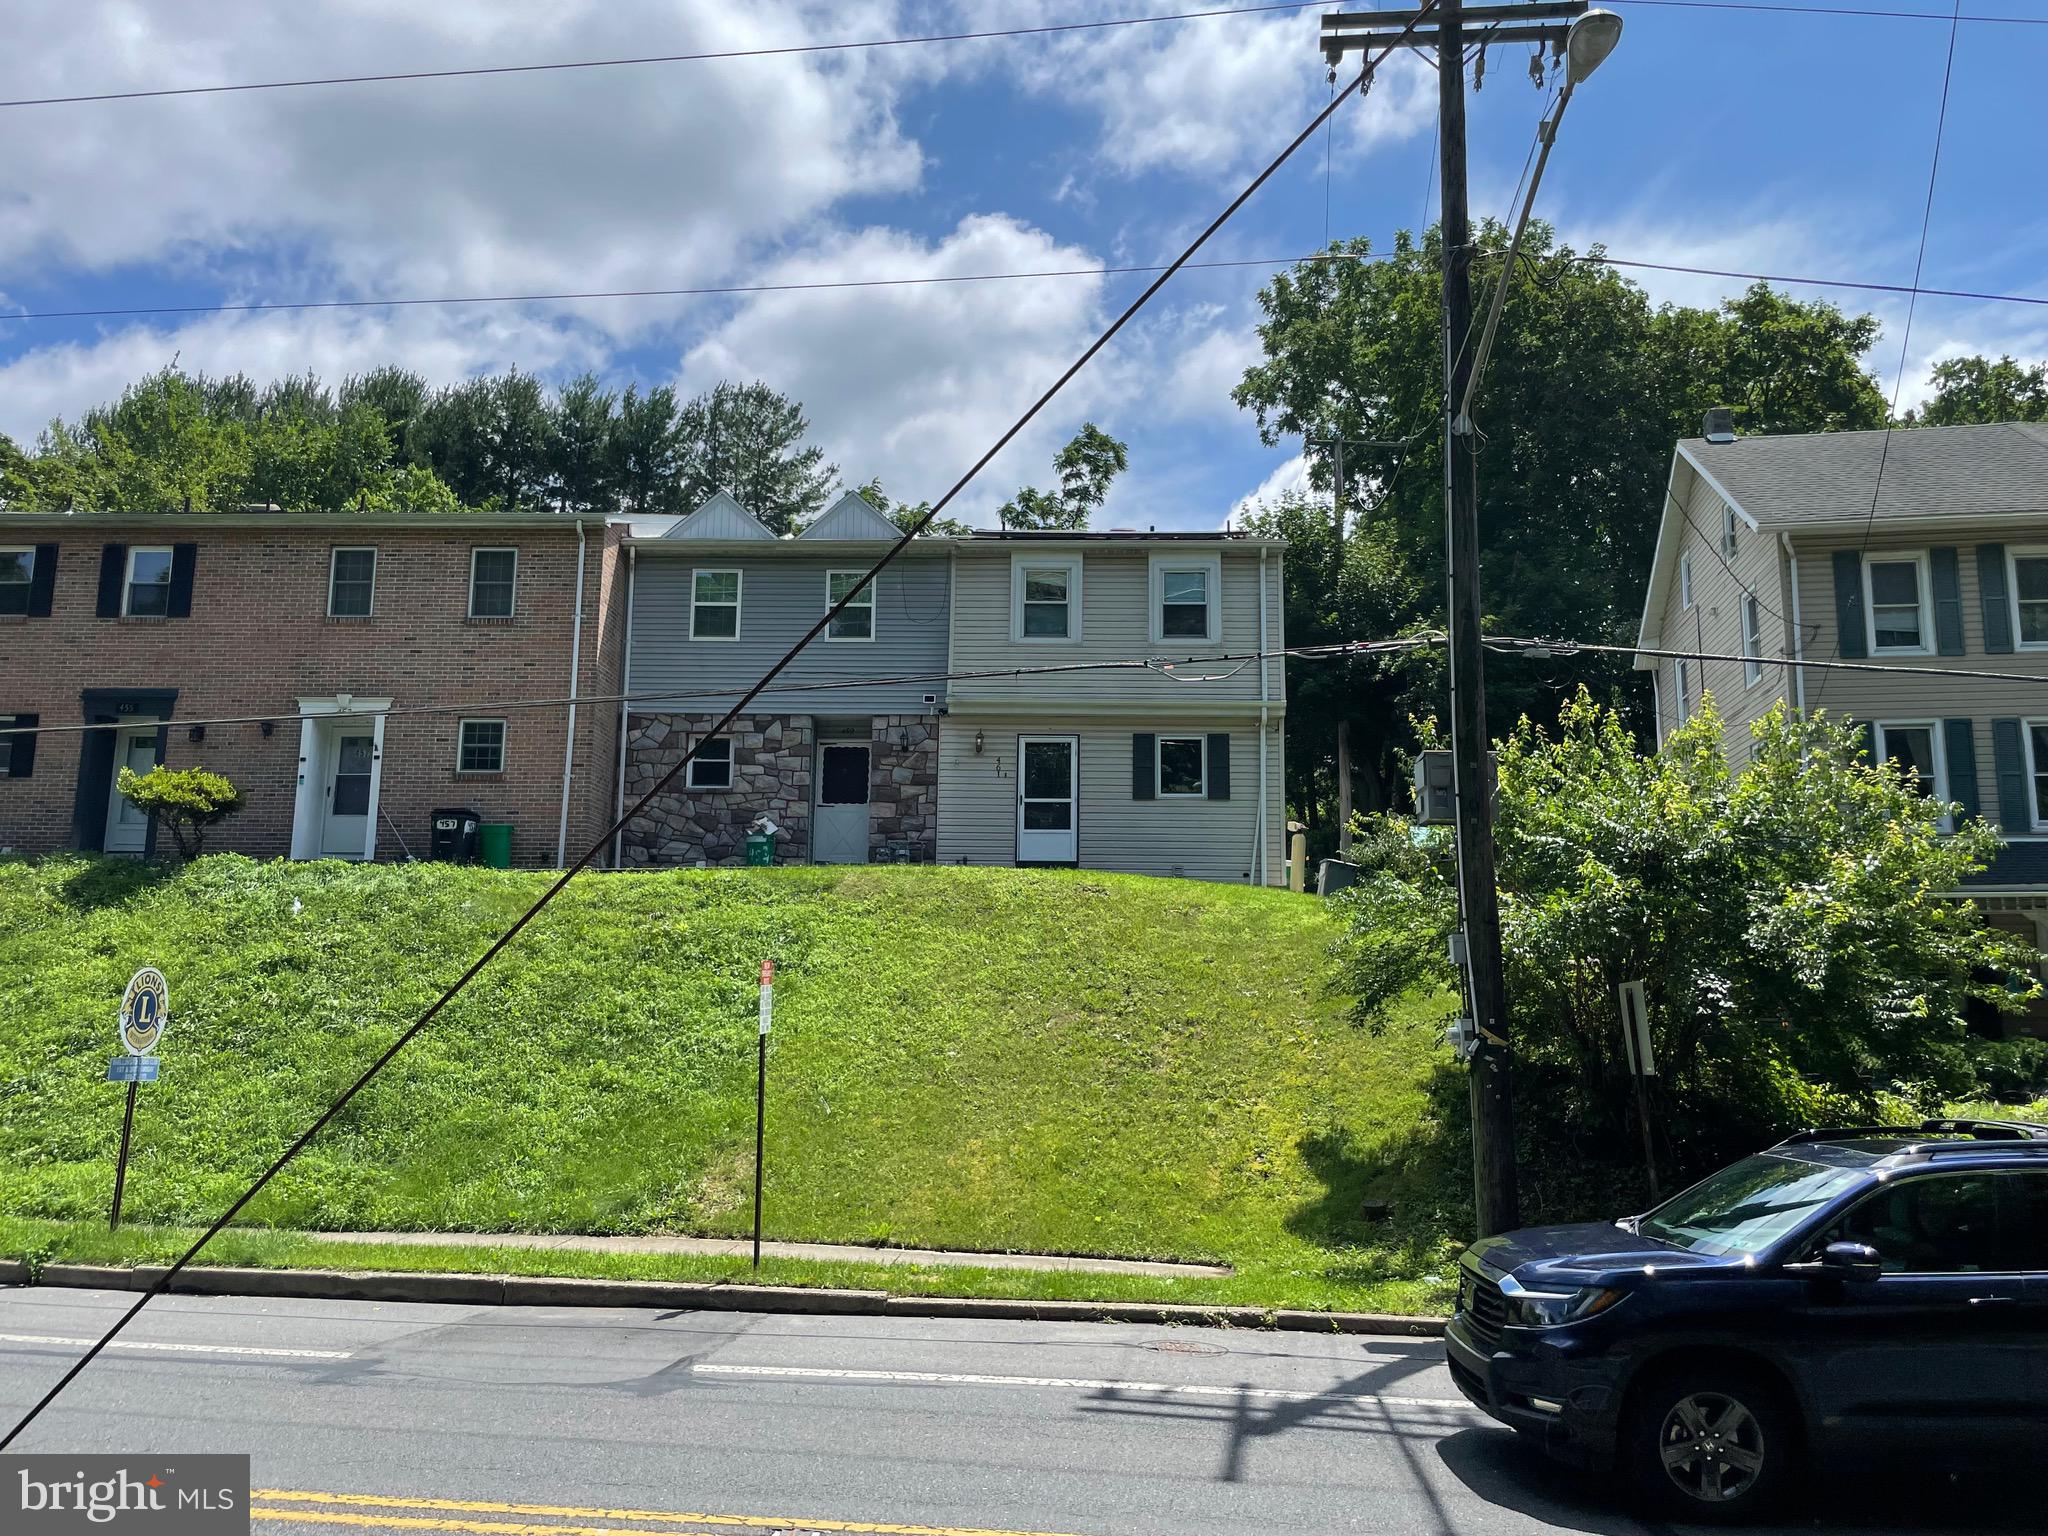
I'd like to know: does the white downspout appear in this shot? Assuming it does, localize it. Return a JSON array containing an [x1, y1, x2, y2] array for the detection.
[[555, 521, 588, 868], [612, 545, 638, 869], [1782, 531, 1806, 714], [1254, 546, 1270, 885]]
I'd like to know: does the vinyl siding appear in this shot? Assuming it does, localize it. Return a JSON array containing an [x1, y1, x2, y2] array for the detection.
[[946, 546, 1284, 710], [936, 713, 1286, 884], [1790, 521, 2048, 831], [629, 551, 951, 714]]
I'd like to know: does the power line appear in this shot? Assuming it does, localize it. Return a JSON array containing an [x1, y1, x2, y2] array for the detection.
[[0, 6, 1442, 1449], [1493, 632, 2048, 690], [1610, 0, 2044, 23], [0, 3, 1320, 111], [1588, 256, 2047, 311], [0, 637, 1427, 741], [1811, 0, 1960, 710]]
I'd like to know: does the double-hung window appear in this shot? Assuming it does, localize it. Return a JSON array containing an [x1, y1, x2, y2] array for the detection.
[[1678, 552, 1694, 610], [692, 569, 741, 640], [1864, 554, 1930, 653], [469, 548, 517, 618], [1151, 553, 1220, 643], [329, 548, 377, 618], [688, 737, 733, 789], [1875, 720, 1948, 828], [125, 546, 174, 618], [1721, 502, 1739, 560], [1013, 555, 1081, 641], [1157, 735, 1206, 797], [456, 719, 506, 774], [0, 548, 33, 616], [825, 570, 873, 641], [2025, 722, 2048, 829], [2010, 551, 2048, 648], [1674, 659, 1692, 725], [1740, 593, 1763, 686]]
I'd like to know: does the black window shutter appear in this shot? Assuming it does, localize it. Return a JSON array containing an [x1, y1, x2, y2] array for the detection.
[[1206, 733, 1231, 799], [1857, 719, 1876, 766], [27, 544, 57, 616], [1831, 550, 1867, 659], [1978, 544, 2013, 653], [1942, 718, 1979, 822], [1929, 546, 1965, 656], [6, 714, 37, 779], [96, 544, 127, 617], [1991, 717, 2032, 830], [1132, 733, 1156, 800], [168, 542, 198, 618]]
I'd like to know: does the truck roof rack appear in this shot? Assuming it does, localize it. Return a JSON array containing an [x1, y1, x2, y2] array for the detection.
[[1778, 1117, 2048, 1148]]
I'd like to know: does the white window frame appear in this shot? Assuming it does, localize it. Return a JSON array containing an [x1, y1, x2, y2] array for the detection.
[[687, 735, 734, 790], [1862, 551, 1933, 656], [1874, 719, 1949, 831], [1148, 553, 1222, 645], [1678, 551, 1694, 610], [124, 545, 175, 618], [2020, 720, 2048, 832], [2006, 547, 2048, 652], [1156, 734, 1207, 798], [1011, 554, 1083, 643], [454, 717, 507, 775], [1740, 592, 1764, 687], [1720, 501, 1738, 560], [690, 568, 743, 641], [327, 546, 377, 619], [1674, 658, 1692, 725], [468, 547, 518, 619], [824, 569, 875, 643]]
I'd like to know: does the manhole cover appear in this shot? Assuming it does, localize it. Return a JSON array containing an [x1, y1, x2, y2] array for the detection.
[[1144, 1338, 1227, 1356]]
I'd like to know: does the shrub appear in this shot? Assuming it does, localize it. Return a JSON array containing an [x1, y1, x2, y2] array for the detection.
[[116, 765, 244, 859]]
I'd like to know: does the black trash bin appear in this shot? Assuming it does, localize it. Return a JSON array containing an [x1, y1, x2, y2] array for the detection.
[[429, 807, 481, 862]]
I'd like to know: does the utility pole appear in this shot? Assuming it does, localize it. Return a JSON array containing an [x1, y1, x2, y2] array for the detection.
[[1321, 1, 1589, 1235]]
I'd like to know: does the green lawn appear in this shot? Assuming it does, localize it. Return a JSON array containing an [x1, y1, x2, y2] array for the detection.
[[0, 856, 1465, 1313]]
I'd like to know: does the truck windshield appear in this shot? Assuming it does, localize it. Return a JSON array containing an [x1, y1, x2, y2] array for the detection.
[[1637, 1153, 1867, 1257]]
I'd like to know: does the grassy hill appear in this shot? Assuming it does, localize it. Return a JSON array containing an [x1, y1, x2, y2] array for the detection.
[[0, 856, 1463, 1312]]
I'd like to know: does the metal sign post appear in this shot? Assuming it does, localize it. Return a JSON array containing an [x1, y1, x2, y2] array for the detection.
[[1618, 980, 1659, 1199], [108, 967, 169, 1232], [753, 958, 774, 1269]]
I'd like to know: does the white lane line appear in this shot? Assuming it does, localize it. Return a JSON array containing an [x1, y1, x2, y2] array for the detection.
[[693, 1362, 1473, 1410], [0, 1331, 352, 1360]]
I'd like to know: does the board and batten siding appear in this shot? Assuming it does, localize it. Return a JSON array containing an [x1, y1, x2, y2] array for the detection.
[[629, 551, 951, 715], [945, 544, 1286, 710], [1789, 523, 2048, 832], [936, 715, 1286, 883]]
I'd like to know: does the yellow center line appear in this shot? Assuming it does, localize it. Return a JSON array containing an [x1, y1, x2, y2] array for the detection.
[[251, 1489, 1088, 1536]]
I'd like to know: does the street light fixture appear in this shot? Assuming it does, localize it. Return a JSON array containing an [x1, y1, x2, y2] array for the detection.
[[1453, 7, 1623, 434]]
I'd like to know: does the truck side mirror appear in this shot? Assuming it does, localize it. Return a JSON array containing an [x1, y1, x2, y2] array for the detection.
[[1820, 1241, 1882, 1283]]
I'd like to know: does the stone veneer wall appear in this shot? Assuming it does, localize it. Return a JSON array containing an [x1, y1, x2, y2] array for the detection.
[[622, 712, 813, 865], [868, 714, 939, 862]]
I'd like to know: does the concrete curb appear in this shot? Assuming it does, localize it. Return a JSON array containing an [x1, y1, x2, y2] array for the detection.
[[7, 1262, 1446, 1337]]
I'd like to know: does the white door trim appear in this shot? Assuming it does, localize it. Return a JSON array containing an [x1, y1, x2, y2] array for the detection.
[[1016, 734, 1078, 865], [103, 721, 162, 855], [814, 740, 872, 865], [291, 696, 392, 861]]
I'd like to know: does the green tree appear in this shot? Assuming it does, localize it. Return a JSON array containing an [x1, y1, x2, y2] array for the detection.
[[1907, 354, 2048, 426], [547, 373, 619, 514], [340, 367, 432, 459], [116, 765, 245, 860], [676, 381, 837, 534], [856, 476, 972, 537], [997, 423, 1128, 530], [611, 383, 686, 517], [1339, 695, 2036, 1186]]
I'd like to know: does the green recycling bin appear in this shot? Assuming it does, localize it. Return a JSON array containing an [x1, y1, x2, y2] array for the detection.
[[745, 831, 775, 867], [478, 823, 513, 869]]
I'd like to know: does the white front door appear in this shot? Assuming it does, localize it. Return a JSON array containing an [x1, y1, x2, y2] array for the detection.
[[103, 725, 161, 855], [1017, 735, 1078, 864], [321, 728, 376, 857], [814, 742, 871, 865]]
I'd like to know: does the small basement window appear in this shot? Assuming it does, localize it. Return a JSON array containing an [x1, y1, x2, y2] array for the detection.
[[0, 548, 33, 616], [1157, 735, 1206, 797], [456, 718, 506, 774], [125, 546, 174, 618], [688, 736, 733, 789]]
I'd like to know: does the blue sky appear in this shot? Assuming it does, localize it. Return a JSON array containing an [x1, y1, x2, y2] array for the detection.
[[1, 1, 2043, 528]]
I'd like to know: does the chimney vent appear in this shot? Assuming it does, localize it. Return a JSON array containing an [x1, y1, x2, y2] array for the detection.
[[1703, 407, 1736, 445]]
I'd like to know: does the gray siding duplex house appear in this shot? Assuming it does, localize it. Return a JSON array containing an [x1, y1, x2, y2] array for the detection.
[[619, 490, 948, 865]]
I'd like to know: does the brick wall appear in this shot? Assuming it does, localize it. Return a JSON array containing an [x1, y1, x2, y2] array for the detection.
[[0, 518, 620, 868]]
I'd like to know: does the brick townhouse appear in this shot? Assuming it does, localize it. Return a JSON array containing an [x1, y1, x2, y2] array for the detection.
[[0, 511, 624, 867]]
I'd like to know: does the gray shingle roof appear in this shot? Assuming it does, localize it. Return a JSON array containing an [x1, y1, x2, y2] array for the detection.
[[1684, 422, 2048, 527]]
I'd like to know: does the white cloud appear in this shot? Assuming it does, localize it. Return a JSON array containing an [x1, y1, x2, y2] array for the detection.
[[1230, 452, 1309, 522]]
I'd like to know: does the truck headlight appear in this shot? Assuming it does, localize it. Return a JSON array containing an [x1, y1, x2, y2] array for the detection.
[[1503, 1286, 1627, 1329]]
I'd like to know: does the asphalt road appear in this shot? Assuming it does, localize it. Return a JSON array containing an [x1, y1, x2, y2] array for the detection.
[[0, 1286, 2030, 1536]]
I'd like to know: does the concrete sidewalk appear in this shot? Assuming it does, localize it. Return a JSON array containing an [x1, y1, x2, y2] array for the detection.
[[292, 1229, 1233, 1280]]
